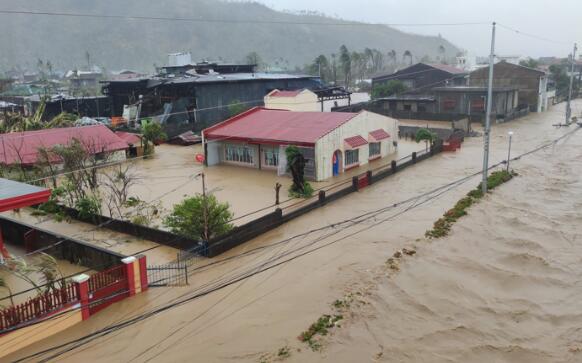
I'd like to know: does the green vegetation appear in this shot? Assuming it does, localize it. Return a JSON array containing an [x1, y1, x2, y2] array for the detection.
[[426, 170, 516, 238], [286, 146, 313, 198], [142, 121, 167, 156], [519, 58, 540, 69], [371, 80, 408, 99], [299, 314, 343, 351], [227, 100, 250, 117], [415, 128, 438, 151], [277, 346, 291, 359], [164, 194, 234, 241]]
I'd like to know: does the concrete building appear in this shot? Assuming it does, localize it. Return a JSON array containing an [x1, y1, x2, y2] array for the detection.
[[469, 61, 553, 112], [264, 89, 319, 112], [202, 107, 398, 181]]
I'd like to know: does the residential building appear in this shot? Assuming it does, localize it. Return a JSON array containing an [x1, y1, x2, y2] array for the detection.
[[469, 61, 552, 112], [202, 107, 398, 181], [264, 89, 320, 112], [372, 63, 467, 93], [0, 125, 128, 168]]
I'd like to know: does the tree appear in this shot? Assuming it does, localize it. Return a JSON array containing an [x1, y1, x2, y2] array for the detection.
[[415, 128, 437, 151], [102, 165, 138, 219], [331, 53, 338, 84], [164, 194, 234, 241], [339, 45, 352, 87], [387, 50, 397, 65], [0, 275, 15, 306], [245, 51, 263, 69], [142, 121, 167, 156], [286, 146, 313, 198], [309, 55, 331, 82], [371, 80, 408, 99], [438, 45, 446, 63], [519, 58, 540, 69], [403, 50, 413, 66], [227, 99, 250, 117]]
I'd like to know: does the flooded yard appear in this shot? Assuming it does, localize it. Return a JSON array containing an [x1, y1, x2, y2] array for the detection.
[[6, 100, 582, 363]]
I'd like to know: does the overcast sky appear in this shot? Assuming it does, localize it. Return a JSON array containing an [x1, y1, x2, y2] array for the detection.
[[258, 0, 581, 58]]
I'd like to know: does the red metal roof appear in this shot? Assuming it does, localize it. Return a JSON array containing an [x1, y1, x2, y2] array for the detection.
[[0, 125, 129, 166], [369, 129, 390, 141], [0, 178, 50, 212], [344, 135, 368, 148], [269, 90, 304, 98], [115, 131, 142, 146], [203, 107, 359, 146]]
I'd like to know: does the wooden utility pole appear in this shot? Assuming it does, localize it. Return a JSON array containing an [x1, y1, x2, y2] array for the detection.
[[482, 22, 496, 194]]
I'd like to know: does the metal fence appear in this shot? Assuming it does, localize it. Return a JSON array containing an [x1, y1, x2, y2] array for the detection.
[[147, 262, 189, 287]]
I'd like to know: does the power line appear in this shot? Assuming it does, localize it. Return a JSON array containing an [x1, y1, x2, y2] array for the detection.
[[497, 23, 574, 45]]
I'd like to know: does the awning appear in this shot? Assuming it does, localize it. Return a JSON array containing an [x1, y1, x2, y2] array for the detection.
[[369, 129, 391, 142], [344, 135, 368, 149], [0, 179, 51, 212]]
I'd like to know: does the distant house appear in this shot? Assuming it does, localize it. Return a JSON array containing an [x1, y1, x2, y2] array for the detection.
[[372, 63, 467, 93], [66, 70, 102, 94], [469, 61, 553, 112], [202, 107, 398, 181], [264, 89, 320, 112], [0, 125, 128, 168]]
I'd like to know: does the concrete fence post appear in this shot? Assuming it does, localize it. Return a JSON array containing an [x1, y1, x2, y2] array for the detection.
[[412, 152, 417, 164], [366, 170, 373, 185], [122, 256, 137, 297], [391, 160, 397, 173], [137, 255, 148, 292], [72, 274, 90, 320], [318, 190, 326, 204], [352, 176, 359, 191]]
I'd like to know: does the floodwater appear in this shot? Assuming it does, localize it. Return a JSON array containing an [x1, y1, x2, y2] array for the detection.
[[6, 100, 582, 363]]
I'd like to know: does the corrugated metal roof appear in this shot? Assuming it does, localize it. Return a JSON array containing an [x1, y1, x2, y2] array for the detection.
[[204, 107, 358, 145], [0, 125, 129, 166], [0, 178, 50, 212]]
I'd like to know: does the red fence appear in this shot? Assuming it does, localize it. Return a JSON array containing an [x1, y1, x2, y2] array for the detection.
[[88, 264, 128, 315], [0, 283, 78, 331]]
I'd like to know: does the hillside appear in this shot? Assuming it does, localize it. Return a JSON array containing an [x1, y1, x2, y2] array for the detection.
[[0, 0, 459, 73]]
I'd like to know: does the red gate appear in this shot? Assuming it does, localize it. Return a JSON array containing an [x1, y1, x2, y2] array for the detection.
[[88, 264, 128, 315], [357, 174, 369, 189]]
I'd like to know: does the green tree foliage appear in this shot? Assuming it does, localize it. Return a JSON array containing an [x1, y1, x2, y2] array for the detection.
[[549, 63, 577, 97], [228, 100, 250, 117], [339, 45, 352, 87], [164, 194, 234, 241], [142, 121, 167, 156], [371, 80, 407, 99], [519, 58, 540, 69], [415, 128, 438, 151], [286, 146, 313, 198]]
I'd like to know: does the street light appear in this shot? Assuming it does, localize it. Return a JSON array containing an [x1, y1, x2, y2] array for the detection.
[[506, 131, 514, 172]]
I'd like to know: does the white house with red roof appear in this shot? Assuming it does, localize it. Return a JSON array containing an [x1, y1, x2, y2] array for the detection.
[[202, 107, 398, 181], [264, 89, 320, 112], [0, 125, 129, 170]]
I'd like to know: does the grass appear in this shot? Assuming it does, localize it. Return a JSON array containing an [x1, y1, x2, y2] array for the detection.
[[299, 314, 343, 351], [426, 170, 516, 239]]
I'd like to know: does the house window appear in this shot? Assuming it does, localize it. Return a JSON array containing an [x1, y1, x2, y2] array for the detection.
[[224, 144, 254, 164], [369, 142, 381, 158], [403, 104, 412, 111], [345, 149, 359, 166], [471, 99, 485, 111], [263, 146, 279, 167]]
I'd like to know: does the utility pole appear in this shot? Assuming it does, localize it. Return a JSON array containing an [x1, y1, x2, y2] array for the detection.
[[566, 43, 577, 125], [482, 22, 496, 194]]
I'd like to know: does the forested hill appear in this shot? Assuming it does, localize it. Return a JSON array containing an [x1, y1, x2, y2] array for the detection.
[[0, 0, 459, 72]]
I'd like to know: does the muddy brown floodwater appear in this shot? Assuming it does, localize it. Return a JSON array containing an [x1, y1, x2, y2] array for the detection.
[[7, 101, 582, 363]]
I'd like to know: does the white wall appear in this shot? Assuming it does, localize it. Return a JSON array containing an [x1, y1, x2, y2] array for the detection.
[[264, 90, 320, 112], [315, 111, 398, 181]]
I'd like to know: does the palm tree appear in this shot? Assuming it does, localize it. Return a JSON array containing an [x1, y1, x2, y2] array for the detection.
[[403, 50, 413, 66], [388, 50, 397, 65], [339, 45, 352, 88], [0, 275, 15, 306]]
